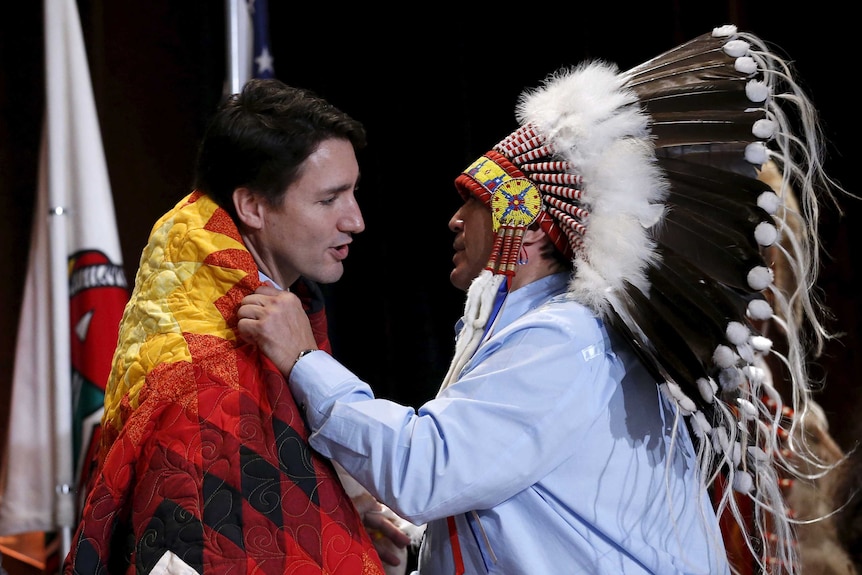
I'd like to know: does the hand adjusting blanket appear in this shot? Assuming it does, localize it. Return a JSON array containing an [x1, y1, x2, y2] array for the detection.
[[64, 191, 385, 575]]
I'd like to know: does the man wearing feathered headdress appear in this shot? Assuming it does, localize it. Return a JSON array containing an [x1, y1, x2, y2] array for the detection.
[[238, 25, 843, 575]]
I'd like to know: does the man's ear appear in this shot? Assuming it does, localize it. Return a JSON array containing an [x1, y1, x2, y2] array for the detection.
[[233, 187, 264, 229], [521, 225, 547, 247]]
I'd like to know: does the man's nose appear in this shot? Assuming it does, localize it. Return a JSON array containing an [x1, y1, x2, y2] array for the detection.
[[449, 213, 464, 232], [342, 200, 365, 233]]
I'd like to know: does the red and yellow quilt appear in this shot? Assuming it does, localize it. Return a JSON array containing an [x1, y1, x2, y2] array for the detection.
[[64, 191, 384, 575]]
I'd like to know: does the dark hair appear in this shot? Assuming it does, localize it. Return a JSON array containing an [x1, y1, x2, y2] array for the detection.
[[193, 78, 367, 221]]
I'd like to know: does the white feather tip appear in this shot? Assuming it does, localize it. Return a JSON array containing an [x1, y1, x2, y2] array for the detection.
[[747, 298, 773, 320], [732, 469, 754, 493], [745, 79, 769, 103], [691, 411, 712, 439], [752, 118, 776, 139], [750, 335, 773, 353], [661, 382, 697, 414], [724, 39, 751, 59], [725, 321, 750, 345], [745, 142, 769, 165], [713, 344, 737, 369], [747, 266, 774, 291], [734, 56, 758, 75], [756, 190, 780, 214], [754, 221, 777, 246], [696, 377, 717, 403], [736, 398, 759, 420], [718, 367, 744, 392], [712, 25, 738, 38]]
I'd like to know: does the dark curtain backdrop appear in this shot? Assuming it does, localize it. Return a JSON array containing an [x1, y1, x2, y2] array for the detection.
[[2, 3, 859, 459]]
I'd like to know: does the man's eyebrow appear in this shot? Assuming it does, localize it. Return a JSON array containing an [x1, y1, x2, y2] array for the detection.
[[321, 180, 358, 195]]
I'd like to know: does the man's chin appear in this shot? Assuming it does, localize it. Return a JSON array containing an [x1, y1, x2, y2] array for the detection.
[[308, 264, 345, 285], [449, 269, 471, 292]]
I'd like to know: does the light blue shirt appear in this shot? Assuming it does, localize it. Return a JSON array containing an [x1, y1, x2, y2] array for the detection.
[[290, 272, 729, 574]]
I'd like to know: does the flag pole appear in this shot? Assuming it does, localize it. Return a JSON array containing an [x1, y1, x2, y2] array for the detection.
[[45, 0, 76, 557], [225, 0, 243, 95]]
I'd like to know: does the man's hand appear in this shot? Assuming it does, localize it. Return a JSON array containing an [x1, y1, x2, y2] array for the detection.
[[332, 462, 417, 573], [237, 284, 318, 375], [351, 491, 412, 571], [240, 288, 417, 572]]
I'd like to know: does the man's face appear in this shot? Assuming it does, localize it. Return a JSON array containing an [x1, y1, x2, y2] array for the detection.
[[257, 138, 364, 287], [448, 195, 494, 291]]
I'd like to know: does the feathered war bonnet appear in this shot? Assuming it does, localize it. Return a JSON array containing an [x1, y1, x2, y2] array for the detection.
[[443, 25, 839, 573]]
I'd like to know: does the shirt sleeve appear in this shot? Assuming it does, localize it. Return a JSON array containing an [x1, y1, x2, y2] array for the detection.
[[289, 301, 622, 525]]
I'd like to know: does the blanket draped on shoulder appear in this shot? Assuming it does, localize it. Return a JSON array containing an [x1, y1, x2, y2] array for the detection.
[[64, 191, 384, 575]]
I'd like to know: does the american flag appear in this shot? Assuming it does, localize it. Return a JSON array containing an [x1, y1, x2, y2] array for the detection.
[[249, 0, 274, 78], [227, 0, 274, 94]]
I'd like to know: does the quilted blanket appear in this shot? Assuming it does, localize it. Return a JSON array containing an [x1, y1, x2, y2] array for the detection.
[[64, 191, 384, 575]]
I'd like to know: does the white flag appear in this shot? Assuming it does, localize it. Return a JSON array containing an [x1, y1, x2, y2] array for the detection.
[[0, 0, 128, 540]]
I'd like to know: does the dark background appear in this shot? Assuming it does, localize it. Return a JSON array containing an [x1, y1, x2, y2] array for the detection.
[[2, 2, 859, 463]]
